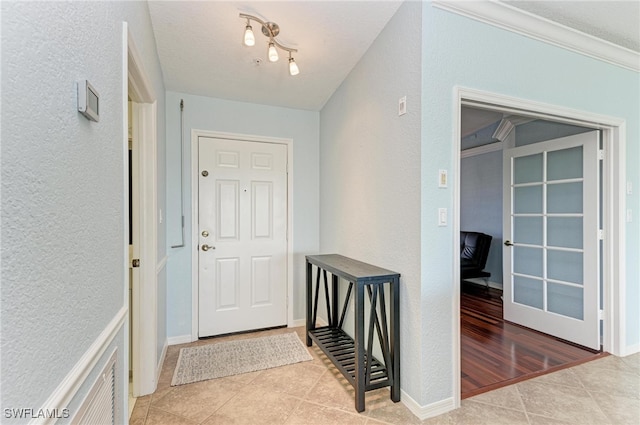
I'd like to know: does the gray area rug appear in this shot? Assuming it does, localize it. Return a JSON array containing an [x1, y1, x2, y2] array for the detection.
[[171, 332, 313, 386]]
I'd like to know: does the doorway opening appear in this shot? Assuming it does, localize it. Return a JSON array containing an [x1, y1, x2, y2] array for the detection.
[[125, 24, 159, 409], [453, 88, 626, 404]]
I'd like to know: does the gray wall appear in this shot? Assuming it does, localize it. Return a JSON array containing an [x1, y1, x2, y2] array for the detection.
[[460, 151, 503, 286], [1, 1, 166, 421], [320, 1, 424, 404]]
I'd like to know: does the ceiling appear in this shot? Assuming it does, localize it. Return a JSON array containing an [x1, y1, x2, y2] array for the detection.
[[147, 1, 639, 112], [147, 0, 403, 111]]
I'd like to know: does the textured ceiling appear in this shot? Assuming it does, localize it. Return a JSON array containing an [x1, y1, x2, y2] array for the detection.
[[147, 0, 403, 111], [502, 0, 640, 52], [148, 1, 639, 112]]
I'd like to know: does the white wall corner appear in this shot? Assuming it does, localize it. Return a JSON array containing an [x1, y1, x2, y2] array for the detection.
[[401, 390, 455, 421], [432, 0, 640, 72]]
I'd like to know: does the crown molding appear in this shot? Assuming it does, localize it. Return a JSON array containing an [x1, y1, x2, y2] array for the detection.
[[492, 118, 515, 141], [432, 0, 640, 72], [460, 140, 502, 158]]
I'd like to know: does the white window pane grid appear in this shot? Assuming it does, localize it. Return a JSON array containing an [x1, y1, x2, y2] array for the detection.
[[510, 147, 585, 318]]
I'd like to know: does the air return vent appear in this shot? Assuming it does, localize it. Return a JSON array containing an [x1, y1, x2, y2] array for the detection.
[[71, 350, 116, 425]]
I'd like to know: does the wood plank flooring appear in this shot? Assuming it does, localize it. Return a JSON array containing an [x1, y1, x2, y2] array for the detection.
[[460, 281, 606, 399]]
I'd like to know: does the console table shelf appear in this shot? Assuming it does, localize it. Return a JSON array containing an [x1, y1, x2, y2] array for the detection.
[[306, 254, 400, 413]]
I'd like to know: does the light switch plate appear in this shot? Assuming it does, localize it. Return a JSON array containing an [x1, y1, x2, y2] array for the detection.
[[439, 169, 448, 188], [438, 208, 447, 226], [399, 96, 407, 116]]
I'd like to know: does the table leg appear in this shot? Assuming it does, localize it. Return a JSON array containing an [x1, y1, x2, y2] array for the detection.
[[306, 260, 313, 347], [354, 281, 365, 412], [390, 276, 400, 402]]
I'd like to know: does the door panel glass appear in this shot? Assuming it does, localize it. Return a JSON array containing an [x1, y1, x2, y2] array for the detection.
[[514, 216, 543, 245], [548, 250, 583, 284], [548, 217, 583, 249], [514, 153, 543, 184], [514, 246, 543, 277], [513, 276, 543, 309], [548, 182, 582, 213], [514, 186, 543, 214], [548, 283, 584, 320], [548, 146, 583, 181]]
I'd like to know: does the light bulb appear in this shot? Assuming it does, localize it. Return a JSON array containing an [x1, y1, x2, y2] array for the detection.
[[244, 25, 255, 46], [268, 42, 279, 62], [289, 57, 299, 76]]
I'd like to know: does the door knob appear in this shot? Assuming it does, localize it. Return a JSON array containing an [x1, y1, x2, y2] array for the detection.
[[201, 244, 215, 251], [504, 240, 514, 246]]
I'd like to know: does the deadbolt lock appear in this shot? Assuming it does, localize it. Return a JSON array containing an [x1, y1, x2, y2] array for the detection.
[[201, 170, 209, 177], [201, 230, 209, 237]]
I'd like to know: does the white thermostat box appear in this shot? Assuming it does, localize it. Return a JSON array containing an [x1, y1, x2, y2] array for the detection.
[[77, 80, 99, 122]]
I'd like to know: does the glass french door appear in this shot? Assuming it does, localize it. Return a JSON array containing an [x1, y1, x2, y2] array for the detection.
[[503, 131, 600, 350]]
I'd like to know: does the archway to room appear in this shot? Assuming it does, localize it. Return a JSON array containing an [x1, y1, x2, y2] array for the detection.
[[454, 89, 625, 400]]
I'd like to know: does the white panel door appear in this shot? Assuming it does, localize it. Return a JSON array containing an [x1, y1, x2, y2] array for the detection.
[[503, 131, 600, 350], [198, 137, 287, 337]]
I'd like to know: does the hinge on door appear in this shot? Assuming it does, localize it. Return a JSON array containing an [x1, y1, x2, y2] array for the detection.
[[598, 309, 604, 320], [598, 229, 604, 240], [132, 259, 140, 268], [598, 149, 604, 160]]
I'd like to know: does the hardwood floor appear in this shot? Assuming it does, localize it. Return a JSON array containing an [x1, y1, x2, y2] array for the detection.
[[460, 281, 606, 399]]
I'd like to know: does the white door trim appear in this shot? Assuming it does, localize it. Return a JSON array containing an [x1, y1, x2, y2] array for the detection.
[[125, 24, 158, 398], [452, 86, 626, 408], [191, 130, 294, 342]]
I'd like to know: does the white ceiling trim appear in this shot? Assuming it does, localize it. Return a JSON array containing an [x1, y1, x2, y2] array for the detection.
[[432, 0, 640, 72], [460, 141, 503, 158]]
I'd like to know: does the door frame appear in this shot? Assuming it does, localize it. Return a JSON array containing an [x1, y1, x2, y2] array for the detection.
[[452, 86, 627, 407], [125, 24, 158, 398], [190, 130, 294, 341]]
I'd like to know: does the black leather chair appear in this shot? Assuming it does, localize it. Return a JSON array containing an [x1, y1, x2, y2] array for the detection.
[[460, 231, 493, 288]]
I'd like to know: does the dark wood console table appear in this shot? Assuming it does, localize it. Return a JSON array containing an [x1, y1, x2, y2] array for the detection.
[[305, 254, 400, 412]]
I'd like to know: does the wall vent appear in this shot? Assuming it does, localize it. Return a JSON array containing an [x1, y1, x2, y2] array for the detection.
[[71, 350, 117, 425]]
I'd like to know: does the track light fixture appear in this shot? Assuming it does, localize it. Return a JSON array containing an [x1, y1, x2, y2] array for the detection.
[[240, 13, 300, 76]]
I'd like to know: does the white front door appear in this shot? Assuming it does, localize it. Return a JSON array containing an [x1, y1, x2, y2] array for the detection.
[[198, 136, 288, 337], [503, 131, 600, 350]]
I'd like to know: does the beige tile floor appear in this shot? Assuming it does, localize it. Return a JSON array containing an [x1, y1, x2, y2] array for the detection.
[[130, 326, 640, 425]]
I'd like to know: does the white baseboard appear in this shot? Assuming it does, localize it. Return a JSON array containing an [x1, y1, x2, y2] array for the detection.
[[622, 343, 640, 357], [289, 319, 306, 328], [157, 338, 168, 379], [464, 278, 503, 291], [401, 390, 455, 421], [167, 335, 193, 346]]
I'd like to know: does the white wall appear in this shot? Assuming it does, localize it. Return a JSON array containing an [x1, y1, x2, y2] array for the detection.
[[1, 1, 166, 421], [165, 92, 320, 338], [319, 0, 423, 405]]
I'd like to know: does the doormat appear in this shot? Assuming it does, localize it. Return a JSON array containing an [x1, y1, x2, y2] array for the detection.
[[171, 332, 313, 386]]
